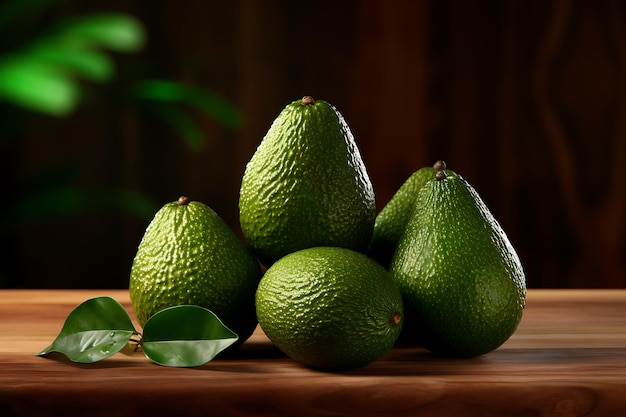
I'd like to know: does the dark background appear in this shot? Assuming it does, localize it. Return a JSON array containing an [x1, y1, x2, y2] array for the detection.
[[1, 0, 625, 289]]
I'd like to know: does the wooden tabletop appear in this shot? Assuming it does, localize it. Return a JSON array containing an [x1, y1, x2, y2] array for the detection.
[[1, 289, 625, 416]]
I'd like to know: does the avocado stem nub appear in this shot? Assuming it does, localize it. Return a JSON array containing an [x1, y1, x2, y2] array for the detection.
[[435, 170, 447, 181], [177, 196, 190, 206], [301, 96, 315, 105], [433, 160, 447, 170], [390, 311, 402, 327]]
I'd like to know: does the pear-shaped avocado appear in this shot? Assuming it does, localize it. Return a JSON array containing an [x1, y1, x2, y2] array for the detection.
[[129, 196, 262, 345], [239, 96, 375, 266], [390, 170, 526, 357], [368, 160, 450, 268]]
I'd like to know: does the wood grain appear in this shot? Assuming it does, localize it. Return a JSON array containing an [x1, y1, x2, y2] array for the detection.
[[1, 289, 625, 416]]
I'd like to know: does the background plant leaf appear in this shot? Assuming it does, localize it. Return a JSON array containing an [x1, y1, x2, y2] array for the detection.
[[185, 88, 242, 130], [56, 13, 145, 52], [0, 57, 78, 116], [141, 305, 238, 367], [135, 79, 243, 130], [28, 39, 115, 82], [37, 296, 137, 363], [149, 104, 205, 150], [0, 12, 145, 116]]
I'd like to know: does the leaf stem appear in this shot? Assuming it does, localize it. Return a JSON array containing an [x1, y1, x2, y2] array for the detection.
[[130, 332, 143, 346]]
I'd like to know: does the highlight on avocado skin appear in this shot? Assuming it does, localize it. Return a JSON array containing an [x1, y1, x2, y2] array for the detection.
[[256, 246, 403, 372], [239, 96, 376, 267], [129, 196, 262, 345], [367, 160, 452, 269], [390, 169, 526, 358]]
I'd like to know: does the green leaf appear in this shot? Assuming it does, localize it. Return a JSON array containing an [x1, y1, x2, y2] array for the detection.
[[37, 297, 137, 363], [133, 79, 188, 102], [0, 10, 145, 115], [142, 305, 238, 367], [29, 39, 115, 82], [57, 13, 146, 52], [135, 79, 242, 130], [151, 104, 206, 150], [186, 89, 242, 130], [0, 57, 78, 116]]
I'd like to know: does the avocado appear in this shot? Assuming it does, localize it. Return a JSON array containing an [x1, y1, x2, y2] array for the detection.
[[129, 196, 263, 345], [390, 170, 526, 357], [238, 96, 376, 266], [368, 160, 450, 268], [255, 246, 403, 371]]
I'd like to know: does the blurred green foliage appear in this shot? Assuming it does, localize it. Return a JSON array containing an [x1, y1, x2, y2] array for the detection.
[[0, 0, 242, 287], [133, 80, 242, 150], [0, 12, 144, 115], [0, 0, 241, 139]]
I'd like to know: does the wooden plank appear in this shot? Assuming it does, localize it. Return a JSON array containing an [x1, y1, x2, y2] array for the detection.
[[0, 289, 625, 416]]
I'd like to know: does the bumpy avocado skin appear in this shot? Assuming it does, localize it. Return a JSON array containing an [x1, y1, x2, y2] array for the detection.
[[239, 98, 375, 267], [129, 200, 262, 344], [255, 246, 403, 371], [390, 172, 526, 357], [368, 165, 453, 269]]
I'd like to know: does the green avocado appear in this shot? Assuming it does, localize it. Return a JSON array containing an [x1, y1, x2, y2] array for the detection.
[[367, 160, 450, 268], [390, 170, 526, 357], [129, 196, 262, 345], [238, 96, 375, 266]]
